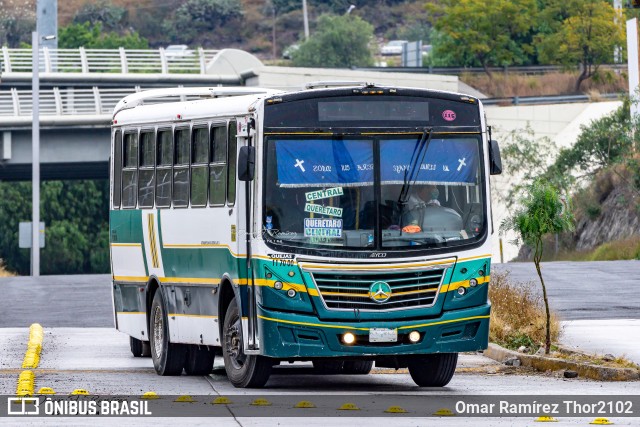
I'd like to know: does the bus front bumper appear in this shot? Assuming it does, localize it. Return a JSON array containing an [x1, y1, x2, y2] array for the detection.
[[257, 304, 490, 359]]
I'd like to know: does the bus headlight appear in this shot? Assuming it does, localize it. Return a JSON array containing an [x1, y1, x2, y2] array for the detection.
[[274, 281, 283, 290], [469, 278, 478, 287], [408, 331, 421, 343], [457, 286, 467, 296], [286, 289, 296, 298], [342, 332, 356, 345]]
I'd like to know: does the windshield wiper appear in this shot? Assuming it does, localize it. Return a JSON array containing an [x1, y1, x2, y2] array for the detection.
[[397, 128, 433, 205]]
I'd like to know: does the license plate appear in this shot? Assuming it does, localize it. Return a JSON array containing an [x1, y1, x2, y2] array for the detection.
[[369, 328, 398, 343]]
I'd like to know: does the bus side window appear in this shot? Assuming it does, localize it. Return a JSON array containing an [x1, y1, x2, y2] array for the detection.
[[227, 120, 237, 206], [138, 130, 155, 208], [122, 132, 138, 209], [156, 129, 173, 208], [191, 127, 209, 207], [173, 128, 190, 207], [209, 125, 227, 206], [112, 130, 122, 209]]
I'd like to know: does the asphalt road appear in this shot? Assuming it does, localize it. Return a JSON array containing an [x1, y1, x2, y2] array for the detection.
[[0, 260, 637, 327], [0, 328, 638, 426]]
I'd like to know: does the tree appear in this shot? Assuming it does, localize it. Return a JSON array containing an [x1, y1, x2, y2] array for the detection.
[[536, 0, 625, 92], [0, 0, 35, 47], [292, 14, 374, 68], [73, 0, 128, 32], [162, 0, 243, 45], [501, 180, 575, 354], [427, 0, 538, 77], [59, 22, 149, 49]]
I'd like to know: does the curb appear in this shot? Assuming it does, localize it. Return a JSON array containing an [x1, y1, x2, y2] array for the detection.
[[484, 343, 640, 381]]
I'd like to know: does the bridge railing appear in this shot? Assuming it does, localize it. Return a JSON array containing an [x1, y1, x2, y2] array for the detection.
[[1, 47, 220, 74], [0, 86, 211, 117]]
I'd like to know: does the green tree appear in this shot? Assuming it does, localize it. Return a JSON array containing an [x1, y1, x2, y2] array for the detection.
[[427, 0, 538, 77], [73, 0, 128, 32], [501, 180, 574, 354], [292, 14, 374, 68], [162, 0, 243, 45], [0, 180, 110, 275], [549, 101, 635, 181], [536, 0, 625, 92], [59, 22, 149, 49]]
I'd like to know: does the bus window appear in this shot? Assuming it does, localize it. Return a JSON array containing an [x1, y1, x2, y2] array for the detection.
[[173, 128, 190, 207], [227, 120, 237, 206], [191, 127, 209, 207], [112, 130, 122, 209], [138, 131, 155, 208], [209, 125, 227, 206], [121, 132, 138, 208], [156, 129, 173, 207]]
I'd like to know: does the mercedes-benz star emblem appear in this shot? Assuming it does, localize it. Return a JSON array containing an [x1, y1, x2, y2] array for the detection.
[[369, 281, 392, 303]]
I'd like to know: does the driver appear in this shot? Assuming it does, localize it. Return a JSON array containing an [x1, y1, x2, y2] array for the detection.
[[401, 185, 440, 233]]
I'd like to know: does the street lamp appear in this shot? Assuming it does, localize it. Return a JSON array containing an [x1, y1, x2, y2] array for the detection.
[[31, 32, 55, 277]]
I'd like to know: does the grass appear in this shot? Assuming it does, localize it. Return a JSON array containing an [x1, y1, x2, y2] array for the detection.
[[461, 70, 628, 98], [0, 260, 15, 277], [489, 271, 560, 352]]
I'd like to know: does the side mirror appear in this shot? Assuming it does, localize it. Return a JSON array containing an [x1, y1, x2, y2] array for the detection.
[[238, 146, 256, 181], [489, 139, 502, 175]]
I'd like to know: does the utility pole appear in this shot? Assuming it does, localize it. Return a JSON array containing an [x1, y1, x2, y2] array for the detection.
[[627, 18, 640, 121], [302, 0, 309, 40], [31, 31, 41, 277]]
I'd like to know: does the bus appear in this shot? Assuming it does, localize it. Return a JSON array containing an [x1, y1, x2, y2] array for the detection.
[[109, 83, 502, 388]]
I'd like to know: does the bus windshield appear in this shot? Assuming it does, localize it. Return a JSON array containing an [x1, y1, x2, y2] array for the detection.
[[263, 134, 486, 253]]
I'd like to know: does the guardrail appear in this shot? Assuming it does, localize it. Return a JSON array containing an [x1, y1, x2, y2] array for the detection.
[[482, 93, 623, 106], [1, 47, 220, 75], [357, 64, 628, 75], [0, 87, 209, 118]]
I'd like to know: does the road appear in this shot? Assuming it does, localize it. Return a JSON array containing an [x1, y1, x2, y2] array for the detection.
[[0, 328, 638, 426], [0, 262, 638, 425]]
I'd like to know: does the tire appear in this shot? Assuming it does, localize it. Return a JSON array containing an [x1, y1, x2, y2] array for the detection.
[[130, 336, 144, 357], [222, 298, 272, 388], [312, 360, 345, 374], [408, 353, 458, 387], [342, 360, 374, 375], [149, 291, 187, 376], [184, 345, 215, 375]]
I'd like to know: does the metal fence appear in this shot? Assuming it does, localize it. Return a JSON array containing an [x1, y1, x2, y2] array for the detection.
[[1, 47, 220, 75]]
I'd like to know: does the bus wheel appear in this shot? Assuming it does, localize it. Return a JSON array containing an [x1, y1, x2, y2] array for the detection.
[[407, 353, 458, 387], [342, 360, 374, 375], [312, 360, 344, 374], [222, 298, 272, 388], [131, 337, 152, 357], [149, 291, 187, 376], [184, 345, 215, 375]]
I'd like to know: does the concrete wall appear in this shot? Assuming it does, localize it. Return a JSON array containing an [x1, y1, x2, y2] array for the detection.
[[247, 66, 460, 93]]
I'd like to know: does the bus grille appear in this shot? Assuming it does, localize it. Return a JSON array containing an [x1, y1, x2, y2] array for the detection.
[[311, 268, 446, 311]]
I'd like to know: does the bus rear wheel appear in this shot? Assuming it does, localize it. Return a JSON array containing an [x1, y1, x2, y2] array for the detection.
[[149, 291, 187, 376], [184, 345, 215, 375], [342, 360, 374, 375], [222, 298, 272, 388], [407, 353, 458, 387]]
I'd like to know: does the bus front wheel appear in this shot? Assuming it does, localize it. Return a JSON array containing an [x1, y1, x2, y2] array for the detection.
[[407, 353, 458, 387], [149, 291, 187, 376], [222, 298, 272, 388]]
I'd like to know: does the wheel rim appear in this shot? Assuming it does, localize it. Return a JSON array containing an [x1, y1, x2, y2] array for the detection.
[[224, 315, 246, 370], [152, 305, 163, 359]]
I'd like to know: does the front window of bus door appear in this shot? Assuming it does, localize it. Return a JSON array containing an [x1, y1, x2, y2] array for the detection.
[[264, 137, 375, 249], [379, 136, 484, 248]]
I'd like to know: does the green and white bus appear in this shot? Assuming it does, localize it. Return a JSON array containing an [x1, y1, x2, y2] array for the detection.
[[110, 83, 502, 388]]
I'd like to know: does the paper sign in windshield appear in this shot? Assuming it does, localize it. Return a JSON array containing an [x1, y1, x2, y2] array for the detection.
[[305, 187, 343, 201], [304, 218, 343, 238], [304, 203, 343, 217]]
